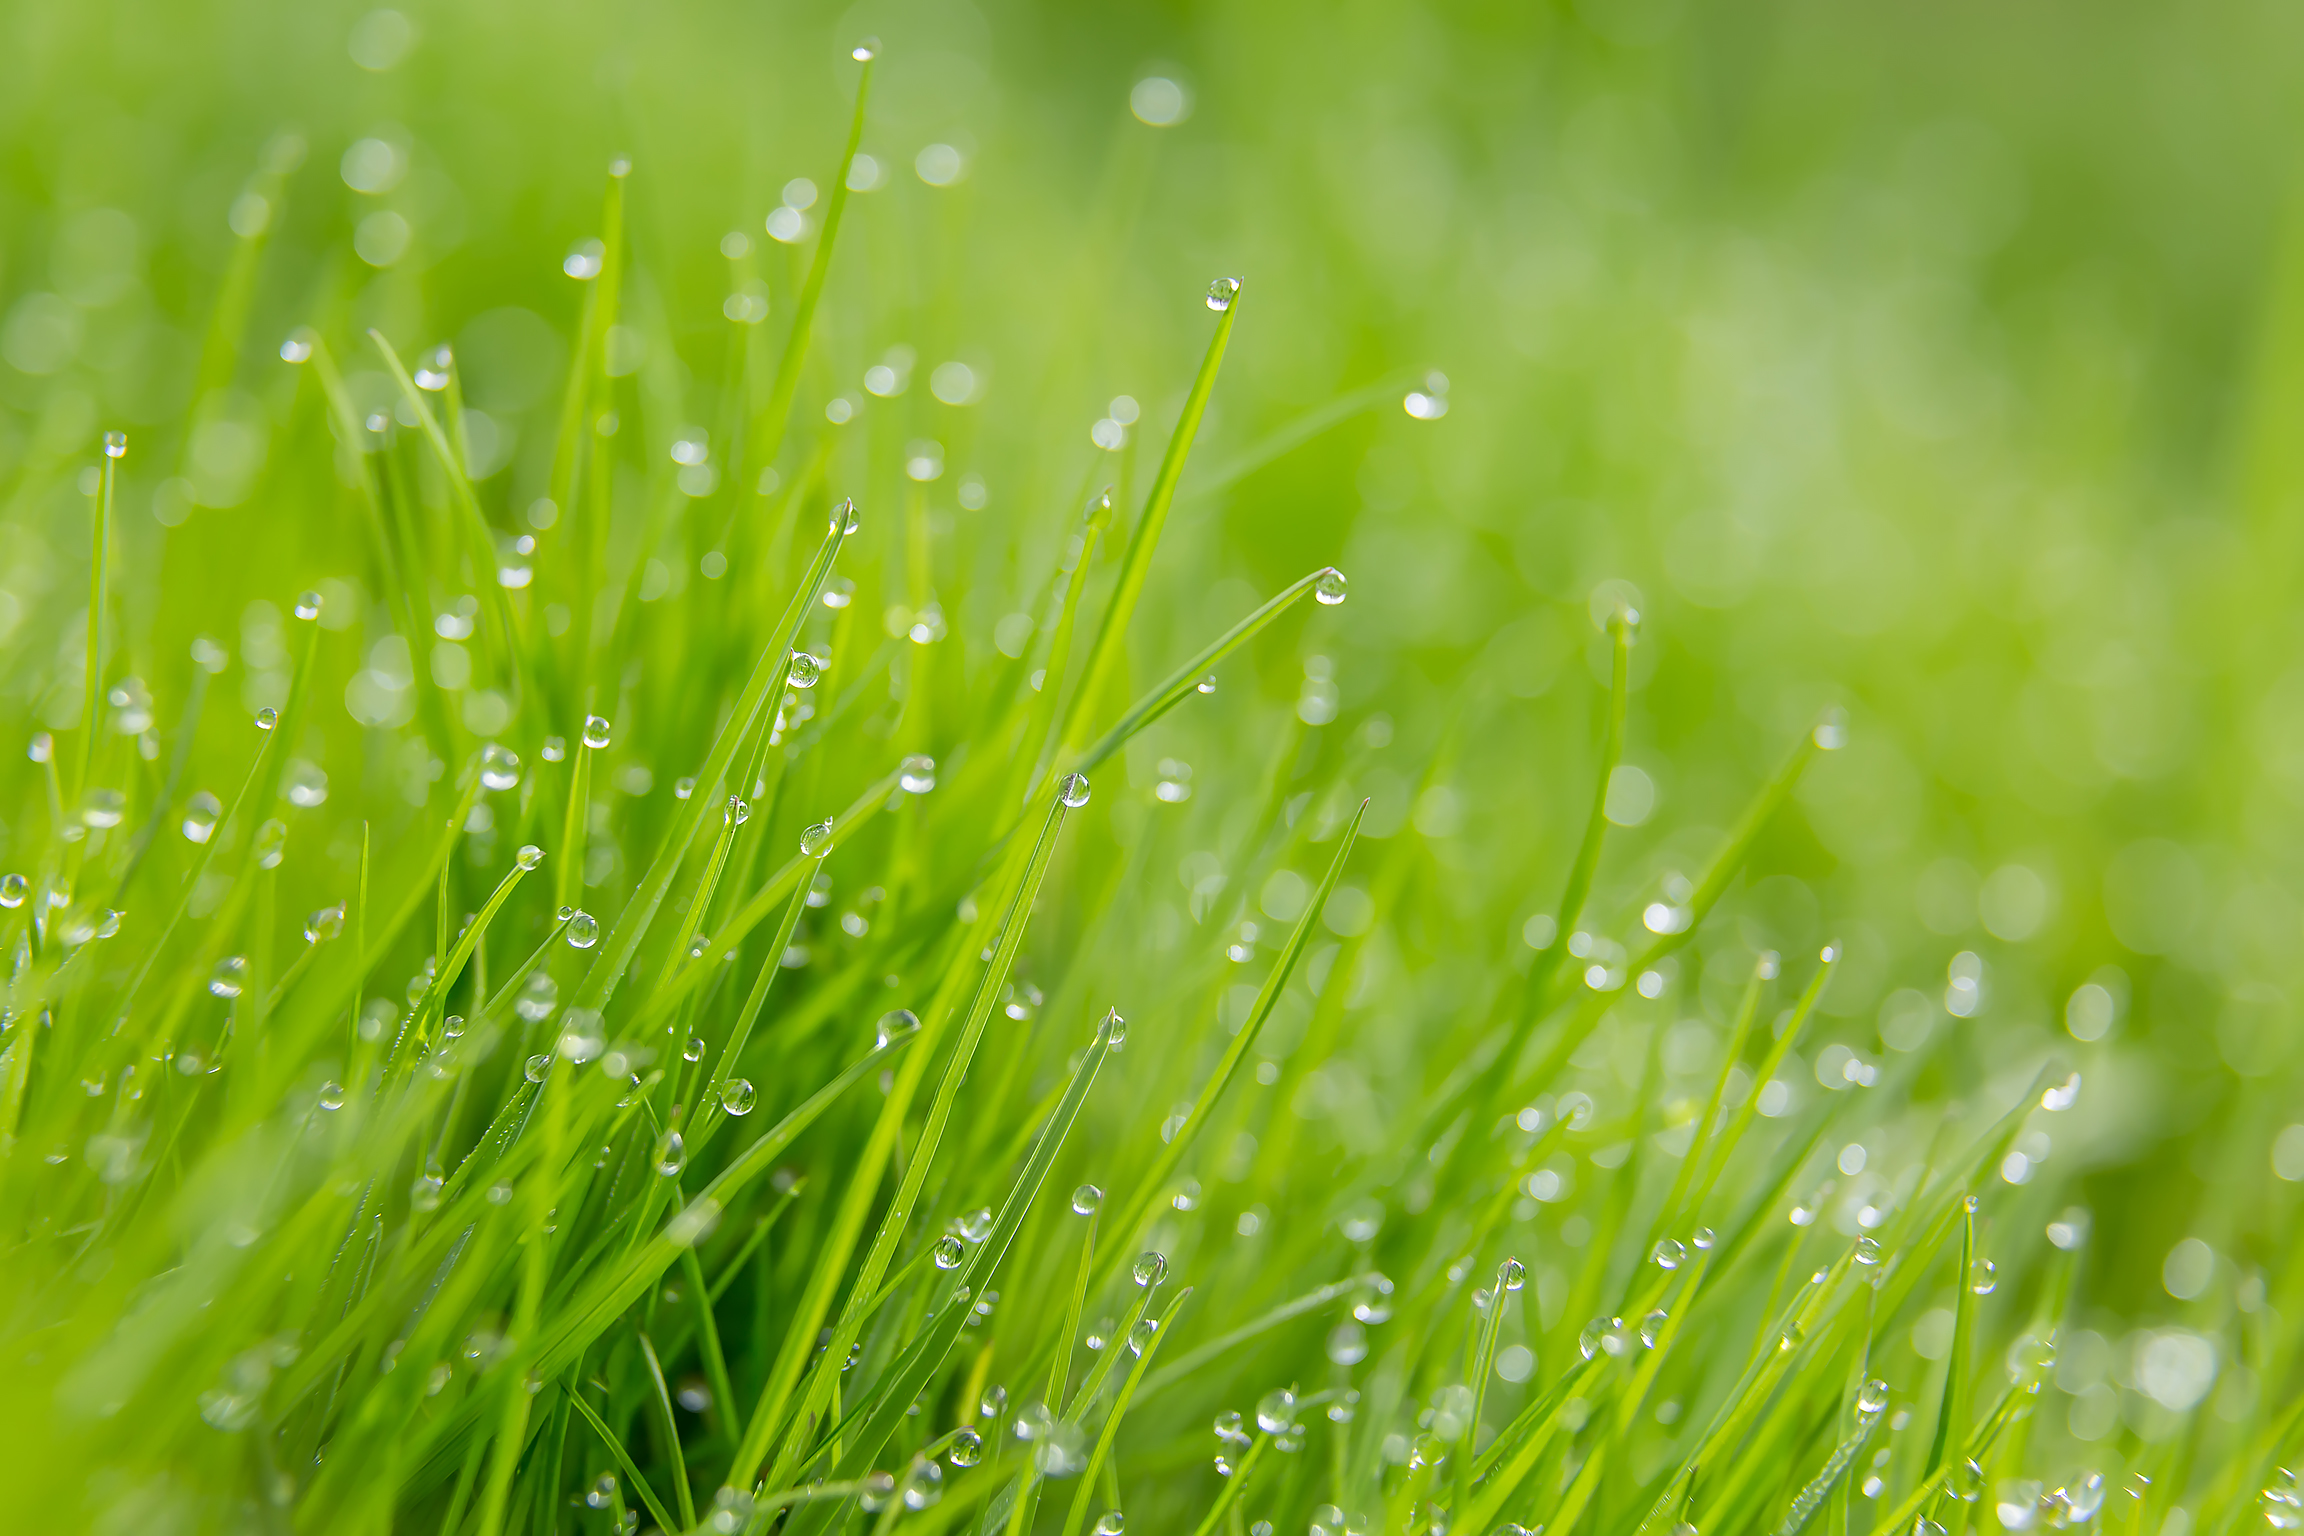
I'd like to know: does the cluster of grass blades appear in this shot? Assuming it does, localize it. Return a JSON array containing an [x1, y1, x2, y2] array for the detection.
[[3, 37, 2302, 1536]]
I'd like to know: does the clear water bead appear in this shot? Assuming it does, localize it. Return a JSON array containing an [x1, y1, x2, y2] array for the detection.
[[1639, 1309, 1669, 1348], [800, 820, 835, 857], [1094, 1515, 1125, 1535], [1693, 1226, 1717, 1249], [103, 429, 128, 458], [0, 874, 26, 907], [515, 844, 544, 871], [1059, 772, 1091, 808], [933, 1235, 964, 1269], [1857, 1378, 1890, 1418], [480, 743, 521, 791], [831, 498, 861, 535], [945, 1427, 983, 1467], [1101, 1008, 1128, 1049], [1206, 276, 1242, 312], [541, 736, 566, 762], [1970, 1257, 1997, 1294], [1854, 1235, 1883, 1265], [294, 590, 322, 620], [900, 755, 936, 793], [254, 708, 278, 731], [582, 715, 612, 750], [654, 1131, 686, 1176], [851, 36, 877, 61], [877, 1009, 919, 1047], [1256, 1389, 1296, 1434], [683, 1037, 706, 1062], [524, 1054, 550, 1082], [317, 1081, 345, 1110], [788, 651, 826, 688], [719, 1078, 756, 1116], [210, 955, 248, 998], [1071, 1183, 1103, 1215], [565, 910, 600, 949], [1653, 1238, 1687, 1271], [1131, 1251, 1168, 1287], [305, 904, 346, 942], [1314, 568, 1349, 605]]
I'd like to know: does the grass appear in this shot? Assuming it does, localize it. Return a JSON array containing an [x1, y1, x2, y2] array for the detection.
[[3, 4, 2304, 1535]]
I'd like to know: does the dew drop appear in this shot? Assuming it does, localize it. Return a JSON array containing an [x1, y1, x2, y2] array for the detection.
[[1205, 276, 1242, 312], [294, 590, 322, 621], [1639, 1309, 1669, 1348], [1131, 1251, 1167, 1287], [1692, 1226, 1717, 1249], [524, 1054, 551, 1083], [946, 1427, 983, 1467], [877, 1009, 919, 1047], [254, 708, 278, 731], [788, 651, 826, 689], [1854, 1235, 1883, 1265], [900, 755, 937, 794], [0, 874, 26, 908], [1970, 1257, 1997, 1295], [515, 844, 544, 871], [1652, 1238, 1687, 1271], [1094, 1515, 1125, 1536], [480, 743, 521, 791], [317, 1081, 345, 1110], [1857, 1378, 1890, 1419], [1256, 1389, 1297, 1434], [800, 820, 835, 857], [1071, 1183, 1103, 1215], [1101, 1008, 1128, 1049], [565, 910, 600, 949], [210, 955, 249, 998], [410, 1171, 443, 1211], [305, 903, 346, 943], [851, 36, 877, 61], [956, 1208, 993, 1243], [654, 1132, 686, 1176], [719, 1078, 756, 1116], [1314, 568, 1349, 605], [1059, 773, 1091, 808], [683, 1036, 705, 1063], [831, 498, 860, 536], [582, 715, 612, 750], [541, 736, 566, 762], [1498, 1257, 1526, 1290], [933, 1235, 964, 1269], [103, 429, 128, 459]]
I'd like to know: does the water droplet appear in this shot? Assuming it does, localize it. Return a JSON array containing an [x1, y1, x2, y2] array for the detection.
[[1498, 1257, 1526, 1290], [103, 429, 128, 459], [1951, 1458, 1985, 1502], [0, 874, 25, 907], [1314, 568, 1349, 605], [1653, 1238, 1687, 1271], [900, 755, 937, 794], [655, 1131, 686, 1176], [254, 708, 278, 731], [1672, 1524, 1698, 1536], [410, 1170, 443, 1210], [831, 498, 860, 536], [1639, 1309, 1669, 1348], [946, 1427, 983, 1466], [788, 651, 826, 689], [851, 36, 877, 61], [317, 1081, 345, 1110], [582, 715, 612, 750], [1094, 1514, 1125, 1535], [712, 1077, 755, 1116], [541, 736, 566, 762], [1059, 773, 1091, 808], [514, 844, 544, 872], [953, 1207, 993, 1244], [1857, 1378, 1890, 1419], [1128, 1318, 1158, 1356], [290, 589, 323, 622], [1206, 276, 1242, 312], [1969, 1257, 1997, 1294], [1072, 1183, 1103, 1215], [1132, 1252, 1168, 1287], [587, 1472, 618, 1509], [565, 910, 600, 948], [210, 955, 248, 998], [443, 1015, 465, 1038], [1854, 1235, 1883, 1265], [931, 1234, 965, 1270], [726, 795, 750, 826], [480, 743, 521, 791], [524, 1054, 550, 1082], [800, 820, 835, 857], [1256, 1389, 1297, 1434], [304, 903, 346, 943], [515, 972, 559, 1022], [1099, 1008, 1128, 1050], [1693, 1226, 1717, 1249], [876, 1009, 919, 1047], [1813, 706, 1849, 751]]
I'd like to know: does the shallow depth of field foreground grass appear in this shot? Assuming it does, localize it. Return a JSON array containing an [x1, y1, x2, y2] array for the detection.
[[6, 2, 2304, 1533]]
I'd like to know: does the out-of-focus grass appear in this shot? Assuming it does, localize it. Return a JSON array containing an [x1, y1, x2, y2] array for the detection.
[[3, 1, 2304, 1532]]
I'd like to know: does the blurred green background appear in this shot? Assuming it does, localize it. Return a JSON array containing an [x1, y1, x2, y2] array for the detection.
[[6, 0, 2304, 1490]]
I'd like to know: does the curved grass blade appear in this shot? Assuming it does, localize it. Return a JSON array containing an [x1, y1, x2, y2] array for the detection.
[[566, 1387, 679, 1536]]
